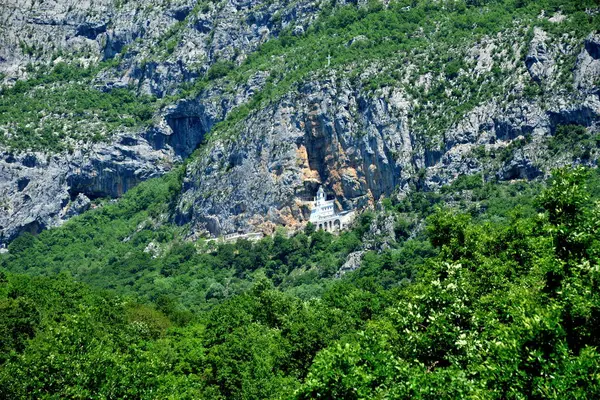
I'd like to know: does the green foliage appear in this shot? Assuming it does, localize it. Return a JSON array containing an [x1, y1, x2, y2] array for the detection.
[[296, 166, 600, 398], [444, 59, 464, 80], [1, 167, 600, 398], [0, 296, 39, 364], [547, 125, 600, 161], [206, 60, 236, 80], [0, 166, 362, 314], [3, 0, 597, 152], [1, 0, 600, 394], [0, 62, 157, 152], [0, 273, 202, 399], [196, 0, 598, 144]]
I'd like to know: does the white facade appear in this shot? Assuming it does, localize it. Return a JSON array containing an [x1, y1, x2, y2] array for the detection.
[[309, 186, 355, 232], [207, 232, 264, 244]]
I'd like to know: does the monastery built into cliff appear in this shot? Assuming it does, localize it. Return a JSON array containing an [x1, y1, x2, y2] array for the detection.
[[309, 186, 355, 232]]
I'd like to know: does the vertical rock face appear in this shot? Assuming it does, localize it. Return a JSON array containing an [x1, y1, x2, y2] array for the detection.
[[176, 77, 415, 236], [177, 88, 599, 238], [525, 28, 555, 83], [0, 133, 173, 244], [0, 0, 353, 245], [176, 25, 600, 238], [0, 0, 352, 95], [575, 33, 600, 92]]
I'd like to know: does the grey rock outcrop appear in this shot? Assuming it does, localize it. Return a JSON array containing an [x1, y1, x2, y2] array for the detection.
[[62, 193, 91, 220], [336, 251, 364, 277], [575, 33, 600, 92], [1, 0, 351, 96], [1, 1, 599, 247], [0, 132, 172, 245], [496, 150, 542, 181], [176, 77, 413, 236], [177, 80, 599, 239], [525, 28, 554, 83]]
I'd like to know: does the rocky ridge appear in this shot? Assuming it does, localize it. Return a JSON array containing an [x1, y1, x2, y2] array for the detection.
[[0, 0, 347, 244], [1, 0, 347, 95], [176, 31, 600, 238]]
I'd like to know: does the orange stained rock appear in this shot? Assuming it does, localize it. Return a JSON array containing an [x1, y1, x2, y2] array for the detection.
[[278, 206, 300, 228], [333, 181, 343, 197], [296, 145, 320, 181], [341, 166, 359, 180]]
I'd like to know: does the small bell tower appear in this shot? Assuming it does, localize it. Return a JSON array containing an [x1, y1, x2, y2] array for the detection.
[[315, 186, 326, 205]]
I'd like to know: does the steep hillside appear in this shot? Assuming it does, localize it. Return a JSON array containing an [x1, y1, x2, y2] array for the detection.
[[1, 0, 350, 243], [1, 0, 599, 245]]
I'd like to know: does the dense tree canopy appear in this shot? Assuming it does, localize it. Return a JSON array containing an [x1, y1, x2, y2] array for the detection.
[[1, 167, 599, 398]]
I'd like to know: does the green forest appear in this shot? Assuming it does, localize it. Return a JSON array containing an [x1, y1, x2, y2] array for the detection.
[[1, 167, 599, 398]]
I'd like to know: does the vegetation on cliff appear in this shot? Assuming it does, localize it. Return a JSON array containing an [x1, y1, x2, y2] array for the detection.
[[0, 61, 156, 152], [1, 0, 597, 152]]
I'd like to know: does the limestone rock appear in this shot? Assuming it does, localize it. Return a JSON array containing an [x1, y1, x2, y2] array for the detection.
[[176, 77, 411, 237], [336, 251, 364, 277], [177, 74, 599, 238], [0, 131, 172, 245], [61, 193, 91, 220], [1, 2, 599, 248], [574, 33, 600, 92], [496, 151, 542, 181], [525, 28, 554, 83]]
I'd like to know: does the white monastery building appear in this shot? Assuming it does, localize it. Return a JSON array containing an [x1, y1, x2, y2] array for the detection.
[[309, 186, 355, 232]]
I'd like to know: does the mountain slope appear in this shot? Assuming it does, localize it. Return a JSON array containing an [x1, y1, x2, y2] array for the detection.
[[1, 1, 600, 397], [1, 0, 599, 245]]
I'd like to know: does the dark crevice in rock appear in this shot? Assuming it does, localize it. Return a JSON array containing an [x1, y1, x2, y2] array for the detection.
[[494, 119, 534, 141], [304, 133, 329, 182], [228, 151, 245, 169], [103, 30, 139, 60], [67, 185, 106, 202], [424, 148, 443, 167], [17, 177, 30, 192], [194, 19, 213, 33], [76, 22, 108, 40], [21, 155, 37, 168], [67, 164, 140, 200], [585, 36, 600, 60], [164, 115, 208, 158], [169, 6, 192, 22], [548, 107, 597, 134], [20, 220, 45, 236], [497, 153, 542, 181], [150, 99, 224, 158], [119, 136, 139, 146]]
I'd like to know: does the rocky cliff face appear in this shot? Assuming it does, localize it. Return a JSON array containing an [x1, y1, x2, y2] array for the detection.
[[0, 2, 599, 245], [0, 0, 344, 244], [177, 77, 414, 236], [176, 30, 600, 238], [1, 0, 346, 95], [0, 132, 173, 244]]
